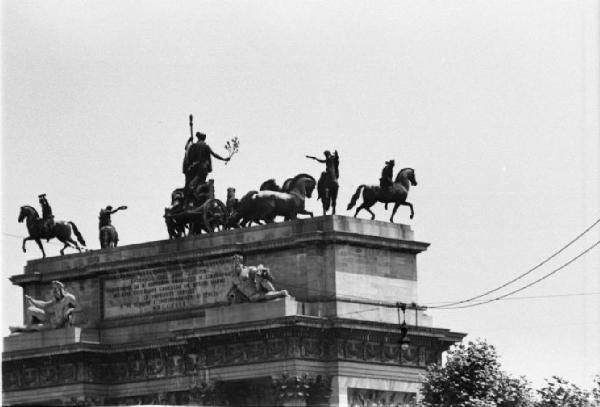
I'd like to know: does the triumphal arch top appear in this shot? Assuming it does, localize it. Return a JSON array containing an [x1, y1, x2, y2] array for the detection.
[[4, 216, 463, 406]]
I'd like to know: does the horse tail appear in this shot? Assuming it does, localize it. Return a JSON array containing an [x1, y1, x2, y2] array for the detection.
[[69, 222, 86, 247], [347, 185, 366, 210]]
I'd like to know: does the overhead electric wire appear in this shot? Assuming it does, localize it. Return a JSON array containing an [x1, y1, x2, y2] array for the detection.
[[425, 217, 600, 308], [431, 238, 600, 310]]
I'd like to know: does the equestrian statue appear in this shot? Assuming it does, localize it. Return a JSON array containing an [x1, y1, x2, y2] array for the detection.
[[99, 205, 127, 248], [19, 194, 87, 257], [347, 164, 418, 223]]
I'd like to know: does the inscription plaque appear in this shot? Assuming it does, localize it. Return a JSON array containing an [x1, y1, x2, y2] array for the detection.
[[103, 257, 235, 318]]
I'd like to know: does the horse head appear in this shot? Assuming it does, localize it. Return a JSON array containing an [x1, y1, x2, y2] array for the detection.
[[396, 168, 417, 187], [260, 179, 280, 192], [18, 206, 39, 223], [289, 173, 316, 198]]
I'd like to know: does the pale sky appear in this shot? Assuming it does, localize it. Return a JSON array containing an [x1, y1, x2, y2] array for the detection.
[[2, 0, 599, 391]]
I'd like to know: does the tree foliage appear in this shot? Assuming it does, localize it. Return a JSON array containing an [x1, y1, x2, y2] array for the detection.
[[420, 339, 533, 407], [536, 376, 595, 407]]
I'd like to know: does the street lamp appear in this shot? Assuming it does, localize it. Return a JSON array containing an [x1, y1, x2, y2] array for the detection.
[[397, 302, 411, 350]]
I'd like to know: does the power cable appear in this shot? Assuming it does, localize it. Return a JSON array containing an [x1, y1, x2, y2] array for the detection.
[[425, 217, 600, 308], [431, 238, 600, 310]]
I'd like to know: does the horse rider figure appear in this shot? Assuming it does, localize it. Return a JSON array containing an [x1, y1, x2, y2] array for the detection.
[[380, 160, 395, 192], [184, 132, 230, 202], [380, 160, 395, 209], [38, 194, 55, 236], [99, 205, 127, 229], [306, 150, 339, 182]]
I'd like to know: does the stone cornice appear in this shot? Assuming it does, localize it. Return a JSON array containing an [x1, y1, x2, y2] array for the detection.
[[3, 316, 464, 361]]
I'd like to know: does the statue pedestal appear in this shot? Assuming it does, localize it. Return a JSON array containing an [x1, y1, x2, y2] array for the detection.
[[168, 297, 299, 332], [4, 327, 99, 353]]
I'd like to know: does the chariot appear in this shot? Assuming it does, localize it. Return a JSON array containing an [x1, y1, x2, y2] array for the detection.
[[164, 180, 230, 238]]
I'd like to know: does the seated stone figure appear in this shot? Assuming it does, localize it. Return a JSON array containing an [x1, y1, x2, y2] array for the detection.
[[9, 280, 77, 333], [228, 255, 289, 304]]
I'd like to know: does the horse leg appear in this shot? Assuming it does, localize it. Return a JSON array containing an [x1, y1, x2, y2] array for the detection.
[[331, 189, 337, 215], [366, 207, 376, 220], [22, 237, 33, 253], [58, 237, 78, 255], [390, 202, 401, 223], [401, 201, 415, 219], [64, 235, 82, 252], [34, 238, 46, 258]]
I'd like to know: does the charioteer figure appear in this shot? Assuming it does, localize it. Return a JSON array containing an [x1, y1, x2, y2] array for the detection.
[[38, 194, 54, 236], [185, 132, 230, 199], [183, 116, 231, 201]]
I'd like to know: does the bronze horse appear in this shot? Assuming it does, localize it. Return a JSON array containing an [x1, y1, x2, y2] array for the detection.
[[99, 226, 119, 248], [239, 173, 316, 225], [259, 178, 293, 193], [317, 170, 339, 215], [347, 168, 418, 222], [229, 177, 295, 227], [18, 205, 87, 257]]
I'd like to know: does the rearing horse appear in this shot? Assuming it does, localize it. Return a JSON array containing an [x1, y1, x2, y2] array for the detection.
[[346, 168, 418, 223], [18, 206, 87, 257]]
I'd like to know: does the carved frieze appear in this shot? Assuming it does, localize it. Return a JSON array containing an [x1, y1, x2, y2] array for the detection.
[[3, 369, 20, 391], [226, 343, 246, 363], [401, 345, 419, 365], [57, 363, 77, 383], [345, 339, 363, 359], [39, 365, 58, 386], [205, 345, 226, 366], [271, 374, 332, 406], [246, 340, 267, 362], [128, 355, 146, 379], [348, 388, 417, 407], [146, 357, 165, 377], [3, 326, 438, 394], [302, 337, 325, 358], [22, 367, 39, 388], [267, 338, 287, 359]]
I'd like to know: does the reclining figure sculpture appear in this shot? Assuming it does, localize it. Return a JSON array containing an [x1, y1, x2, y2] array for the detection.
[[227, 255, 290, 304], [9, 280, 77, 333]]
